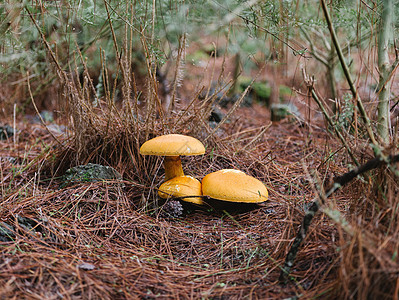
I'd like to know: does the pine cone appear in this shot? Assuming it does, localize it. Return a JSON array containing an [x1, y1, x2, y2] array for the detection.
[[160, 200, 184, 218]]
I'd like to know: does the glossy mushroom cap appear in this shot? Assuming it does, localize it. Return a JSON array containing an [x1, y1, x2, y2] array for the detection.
[[140, 134, 205, 181], [140, 134, 205, 156], [158, 175, 203, 205], [202, 169, 268, 203]]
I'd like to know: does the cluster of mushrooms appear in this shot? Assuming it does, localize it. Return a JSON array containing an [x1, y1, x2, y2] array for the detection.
[[140, 134, 268, 206]]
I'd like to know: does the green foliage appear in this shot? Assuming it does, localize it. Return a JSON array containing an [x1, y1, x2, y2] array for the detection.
[[2, 0, 397, 112], [0, 0, 297, 89], [296, 0, 379, 54]]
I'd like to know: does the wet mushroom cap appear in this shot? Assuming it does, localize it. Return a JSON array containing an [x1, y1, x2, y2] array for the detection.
[[202, 169, 268, 203], [158, 175, 203, 205], [139, 134, 205, 156]]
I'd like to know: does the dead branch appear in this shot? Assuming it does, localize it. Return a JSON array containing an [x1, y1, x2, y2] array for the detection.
[[319, 0, 377, 146], [279, 152, 399, 283]]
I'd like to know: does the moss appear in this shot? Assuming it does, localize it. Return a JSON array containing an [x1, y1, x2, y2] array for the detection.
[[279, 85, 293, 100], [252, 82, 272, 101], [62, 163, 123, 186], [237, 76, 253, 91], [237, 77, 272, 102]]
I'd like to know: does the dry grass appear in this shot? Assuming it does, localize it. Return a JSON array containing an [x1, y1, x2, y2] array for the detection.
[[3, 108, 387, 299], [2, 58, 398, 298]]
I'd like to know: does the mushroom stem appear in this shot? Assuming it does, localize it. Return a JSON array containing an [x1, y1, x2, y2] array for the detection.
[[164, 156, 184, 181]]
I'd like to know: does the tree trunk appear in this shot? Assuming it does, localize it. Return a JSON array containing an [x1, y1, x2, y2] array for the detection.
[[377, 0, 393, 144]]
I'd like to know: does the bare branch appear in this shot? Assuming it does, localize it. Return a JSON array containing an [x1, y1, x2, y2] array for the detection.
[[279, 153, 399, 283]]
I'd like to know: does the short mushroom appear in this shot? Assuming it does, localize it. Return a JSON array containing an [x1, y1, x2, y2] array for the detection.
[[140, 134, 205, 181], [158, 175, 203, 205], [202, 169, 268, 203]]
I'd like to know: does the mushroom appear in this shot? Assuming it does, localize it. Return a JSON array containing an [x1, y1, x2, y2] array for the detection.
[[158, 175, 203, 205], [140, 134, 205, 181], [202, 169, 268, 203]]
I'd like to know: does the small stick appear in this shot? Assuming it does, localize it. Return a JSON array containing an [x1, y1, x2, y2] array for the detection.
[[302, 69, 359, 167], [320, 0, 377, 146], [279, 153, 399, 283]]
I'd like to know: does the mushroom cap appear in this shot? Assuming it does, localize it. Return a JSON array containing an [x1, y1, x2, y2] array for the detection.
[[158, 175, 203, 205], [202, 169, 268, 203], [140, 134, 205, 156]]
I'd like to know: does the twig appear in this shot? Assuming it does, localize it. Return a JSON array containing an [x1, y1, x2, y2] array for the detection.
[[168, 34, 186, 115], [302, 69, 359, 167], [299, 27, 329, 67], [204, 67, 263, 143], [27, 72, 65, 148], [26, 7, 67, 82], [319, 0, 378, 146], [279, 153, 399, 283]]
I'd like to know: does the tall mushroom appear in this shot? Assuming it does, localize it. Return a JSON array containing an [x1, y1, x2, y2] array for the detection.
[[140, 134, 205, 181], [202, 169, 268, 203]]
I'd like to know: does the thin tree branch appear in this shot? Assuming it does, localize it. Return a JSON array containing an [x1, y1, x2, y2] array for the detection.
[[302, 69, 360, 166], [319, 0, 378, 146], [299, 28, 330, 67], [279, 153, 399, 283]]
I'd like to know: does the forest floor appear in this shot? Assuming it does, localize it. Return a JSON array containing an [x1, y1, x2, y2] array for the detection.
[[0, 38, 396, 299]]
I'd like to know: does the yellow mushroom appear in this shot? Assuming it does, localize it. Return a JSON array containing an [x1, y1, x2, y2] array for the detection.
[[202, 169, 268, 203], [158, 175, 203, 205], [140, 134, 205, 181]]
